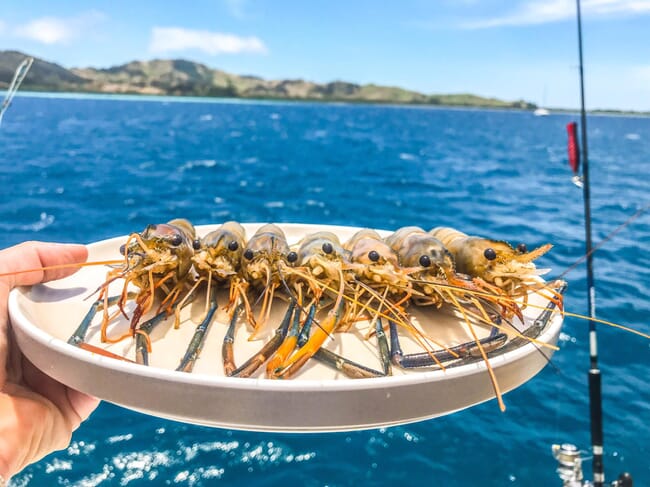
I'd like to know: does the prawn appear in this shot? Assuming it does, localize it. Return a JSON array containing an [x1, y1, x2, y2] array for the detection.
[[69, 219, 197, 354], [430, 227, 562, 310], [269, 231, 388, 379], [176, 222, 246, 372]]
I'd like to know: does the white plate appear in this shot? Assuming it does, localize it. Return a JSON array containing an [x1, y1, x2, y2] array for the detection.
[[8, 223, 563, 432]]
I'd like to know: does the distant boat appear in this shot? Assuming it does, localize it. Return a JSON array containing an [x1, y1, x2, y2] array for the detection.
[[534, 85, 550, 116], [534, 107, 550, 116]]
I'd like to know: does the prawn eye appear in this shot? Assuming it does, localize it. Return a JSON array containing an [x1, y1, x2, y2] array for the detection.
[[228, 241, 239, 251], [322, 242, 333, 254], [484, 248, 497, 261], [368, 250, 380, 262], [170, 234, 183, 246], [244, 249, 254, 260], [516, 243, 527, 253], [193, 239, 201, 250], [119, 244, 126, 255], [419, 255, 431, 267], [287, 251, 298, 263]]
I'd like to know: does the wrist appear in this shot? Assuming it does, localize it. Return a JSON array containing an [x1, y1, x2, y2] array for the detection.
[[0, 395, 19, 482], [1, 383, 79, 480]]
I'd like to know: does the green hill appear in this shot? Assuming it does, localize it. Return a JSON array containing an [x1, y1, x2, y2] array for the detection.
[[0, 50, 535, 109], [0, 50, 89, 91]]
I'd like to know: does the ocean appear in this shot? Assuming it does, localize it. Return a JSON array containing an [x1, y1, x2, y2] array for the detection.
[[1, 94, 648, 486]]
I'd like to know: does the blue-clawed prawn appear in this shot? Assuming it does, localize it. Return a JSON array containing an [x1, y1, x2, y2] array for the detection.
[[430, 227, 563, 311], [74, 219, 197, 351], [175, 221, 246, 372]]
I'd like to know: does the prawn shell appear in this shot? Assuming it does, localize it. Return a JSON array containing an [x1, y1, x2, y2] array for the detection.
[[342, 230, 408, 289], [342, 228, 384, 252], [296, 231, 348, 266], [167, 218, 197, 240], [347, 236, 399, 268], [430, 227, 551, 279], [244, 224, 291, 256], [194, 221, 246, 279], [241, 224, 291, 284], [141, 222, 195, 279], [445, 237, 516, 278], [385, 226, 454, 272]]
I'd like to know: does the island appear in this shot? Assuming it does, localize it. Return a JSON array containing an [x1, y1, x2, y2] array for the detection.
[[0, 50, 542, 110]]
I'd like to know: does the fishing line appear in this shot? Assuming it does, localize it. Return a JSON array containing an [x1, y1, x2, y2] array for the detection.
[[557, 203, 650, 280]]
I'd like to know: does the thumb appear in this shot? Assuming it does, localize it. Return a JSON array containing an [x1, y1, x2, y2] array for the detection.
[[0, 242, 88, 290], [0, 242, 88, 387]]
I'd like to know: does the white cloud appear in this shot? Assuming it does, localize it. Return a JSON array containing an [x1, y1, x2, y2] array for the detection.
[[16, 17, 73, 44], [149, 27, 268, 55], [14, 11, 105, 45], [462, 0, 650, 28]]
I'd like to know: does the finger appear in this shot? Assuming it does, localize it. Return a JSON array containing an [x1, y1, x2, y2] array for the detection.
[[66, 389, 100, 423], [20, 358, 98, 431], [0, 242, 88, 289]]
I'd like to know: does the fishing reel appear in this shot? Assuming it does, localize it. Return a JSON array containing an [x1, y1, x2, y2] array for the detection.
[[551, 444, 633, 487]]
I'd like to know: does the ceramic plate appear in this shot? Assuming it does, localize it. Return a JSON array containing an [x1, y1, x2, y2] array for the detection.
[[8, 223, 563, 432]]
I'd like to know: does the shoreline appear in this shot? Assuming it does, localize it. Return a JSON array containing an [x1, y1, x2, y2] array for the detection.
[[10, 91, 650, 118]]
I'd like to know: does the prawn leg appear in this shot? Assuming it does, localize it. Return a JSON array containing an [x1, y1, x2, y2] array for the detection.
[[134, 310, 169, 365], [176, 286, 219, 372], [67, 294, 136, 363], [312, 348, 385, 378], [133, 288, 198, 365], [375, 318, 392, 376], [266, 300, 306, 378], [273, 299, 344, 379], [285, 304, 388, 379], [68, 295, 123, 346], [389, 320, 507, 368], [227, 301, 296, 377], [221, 305, 241, 376]]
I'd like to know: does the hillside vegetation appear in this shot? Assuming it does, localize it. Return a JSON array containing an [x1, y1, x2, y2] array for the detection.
[[0, 50, 535, 109]]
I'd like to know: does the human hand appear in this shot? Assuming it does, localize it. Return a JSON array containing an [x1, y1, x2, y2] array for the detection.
[[0, 242, 100, 481]]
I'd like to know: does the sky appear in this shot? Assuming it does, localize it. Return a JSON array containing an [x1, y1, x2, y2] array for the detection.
[[1, 0, 649, 111]]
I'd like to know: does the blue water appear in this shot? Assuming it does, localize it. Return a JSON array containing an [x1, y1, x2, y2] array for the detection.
[[1, 95, 649, 486]]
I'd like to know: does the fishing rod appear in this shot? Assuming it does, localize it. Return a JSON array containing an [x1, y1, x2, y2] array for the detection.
[[574, 0, 605, 483], [0, 55, 34, 126], [552, 1, 634, 486]]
